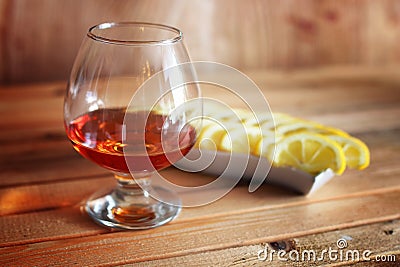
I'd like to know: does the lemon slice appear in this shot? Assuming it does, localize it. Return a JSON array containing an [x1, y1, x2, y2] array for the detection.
[[196, 109, 370, 175], [205, 108, 254, 124], [276, 120, 350, 137], [253, 131, 278, 160], [243, 111, 274, 127], [328, 135, 370, 170], [195, 122, 226, 150], [274, 133, 346, 175], [232, 108, 256, 122], [195, 120, 237, 150], [259, 113, 297, 131], [219, 125, 262, 154]]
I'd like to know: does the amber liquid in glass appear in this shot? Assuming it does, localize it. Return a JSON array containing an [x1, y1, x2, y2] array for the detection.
[[67, 108, 196, 174]]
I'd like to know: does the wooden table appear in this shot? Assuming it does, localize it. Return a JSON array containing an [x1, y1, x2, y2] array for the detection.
[[1, 67, 399, 266]]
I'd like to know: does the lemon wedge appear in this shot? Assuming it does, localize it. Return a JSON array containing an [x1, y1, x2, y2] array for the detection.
[[273, 132, 346, 175], [195, 122, 226, 150], [253, 113, 296, 132], [253, 131, 278, 160], [205, 108, 254, 124], [196, 108, 369, 176], [327, 135, 370, 170], [195, 120, 237, 150], [219, 125, 262, 154], [276, 119, 350, 137]]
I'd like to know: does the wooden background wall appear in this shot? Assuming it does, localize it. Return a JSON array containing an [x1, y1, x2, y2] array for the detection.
[[1, 0, 400, 84]]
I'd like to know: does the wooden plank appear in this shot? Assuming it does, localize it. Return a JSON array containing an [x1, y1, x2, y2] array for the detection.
[[0, 207, 108, 247], [2, 68, 400, 116], [0, 188, 399, 266], [0, 125, 398, 242], [1, 139, 399, 216], [0, 132, 398, 223], [0, 181, 393, 250], [0, 185, 291, 247], [0, 81, 65, 96], [202, 76, 400, 117], [307, 107, 400, 135], [0, 121, 397, 198], [0, 69, 399, 265], [136, 220, 400, 266], [0, 69, 399, 266], [1, 83, 399, 187], [1, 69, 399, 134], [0, 176, 114, 216], [0, 141, 108, 187], [4, 1, 400, 83], [1, 176, 400, 247]]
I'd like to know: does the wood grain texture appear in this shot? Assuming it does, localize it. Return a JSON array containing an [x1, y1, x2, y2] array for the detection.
[[137, 220, 400, 266], [0, 123, 399, 215], [0, 67, 399, 266], [1, 67, 399, 186], [1, 190, 399, 266], [2, 0, 400, 83]]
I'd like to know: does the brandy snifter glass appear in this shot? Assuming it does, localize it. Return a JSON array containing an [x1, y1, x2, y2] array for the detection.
[[64, 22, 201, 229]]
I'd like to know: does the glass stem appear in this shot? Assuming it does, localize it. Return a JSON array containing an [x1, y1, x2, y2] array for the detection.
[[113, 172, 152, 202]]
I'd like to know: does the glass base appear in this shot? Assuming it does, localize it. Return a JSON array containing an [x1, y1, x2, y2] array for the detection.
[[85, 175, 181, 230]]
